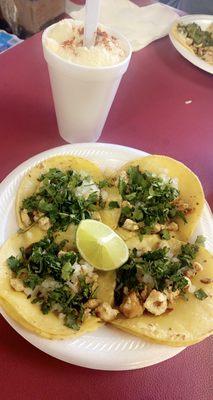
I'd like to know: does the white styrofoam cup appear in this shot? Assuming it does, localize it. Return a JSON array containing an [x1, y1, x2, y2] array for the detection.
[[42, 19, 132, 143]]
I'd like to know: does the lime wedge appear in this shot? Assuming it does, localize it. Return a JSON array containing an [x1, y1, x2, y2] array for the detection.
[[76, 220, 129, 271]]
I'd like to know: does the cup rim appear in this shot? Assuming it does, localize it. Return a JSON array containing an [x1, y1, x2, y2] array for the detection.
[[42, 18, 132, 71]]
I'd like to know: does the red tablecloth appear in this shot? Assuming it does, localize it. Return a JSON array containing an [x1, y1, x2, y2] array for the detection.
[[0, 8, 212, 400]]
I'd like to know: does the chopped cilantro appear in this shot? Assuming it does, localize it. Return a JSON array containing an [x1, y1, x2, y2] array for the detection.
[[98, 179, 110, 189], [115, 242, 199, 305], [108, 201, 120, 209], [121, 205, 132, 217], [21, 168, 104, 232], [118, 178, 127, 197], [178, 243, 198, 268], [7, 256, 21, 273], [170, 273, 188, 291], [194, 289, 208, 300], [65, 312, 81, 330], [61, 262, 73, 281], [160, 229, 170, 240], [23, 273, 42, 290], [140, 226, 153, 235], [132, 208, 143, 221], [117, 166, 186, 231], [195, 235, 206, 247], [7, 235, 96, 330]]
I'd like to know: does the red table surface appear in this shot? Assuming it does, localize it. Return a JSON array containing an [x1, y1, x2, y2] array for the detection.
[[0, 7, 213, 400]]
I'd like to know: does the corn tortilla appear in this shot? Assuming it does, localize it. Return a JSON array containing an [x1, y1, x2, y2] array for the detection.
[[111, 235, 213, 346], [15, 155, 120, 242], [116, 155, 204, 242], [0, 226, 111, 339]]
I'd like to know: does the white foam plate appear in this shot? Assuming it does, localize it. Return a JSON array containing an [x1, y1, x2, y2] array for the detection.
[[169, 15, 213, 74], [0, 143, 212, 370]]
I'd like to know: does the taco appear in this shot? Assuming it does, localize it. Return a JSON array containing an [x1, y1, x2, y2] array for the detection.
[[0, 226, 118, 339], [16, 155, 120, 243], [113, 155, 204, 242], [172, 22, 213, 66], [111, 234, 213, 346]]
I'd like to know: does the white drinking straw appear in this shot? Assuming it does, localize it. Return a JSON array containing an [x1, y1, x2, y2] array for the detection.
[[84, 0, 101, 47]]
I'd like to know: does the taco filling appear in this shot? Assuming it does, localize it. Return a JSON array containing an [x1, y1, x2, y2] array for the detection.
[[176, 22, 213, 65], [7, 234, 118, 330], [116, 166, 191, 239], [20, 168, 109, 232], [115, 239, 207, 318]]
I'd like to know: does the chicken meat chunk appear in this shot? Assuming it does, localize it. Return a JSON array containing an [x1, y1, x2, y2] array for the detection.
[[120, 291, 144, 318]]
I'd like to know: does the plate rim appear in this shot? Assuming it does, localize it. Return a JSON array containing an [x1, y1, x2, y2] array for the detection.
[[169, 14, 213, 75]]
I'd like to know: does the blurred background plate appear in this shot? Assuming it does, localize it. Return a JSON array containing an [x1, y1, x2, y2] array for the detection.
[[169, 14, 213, 74]]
